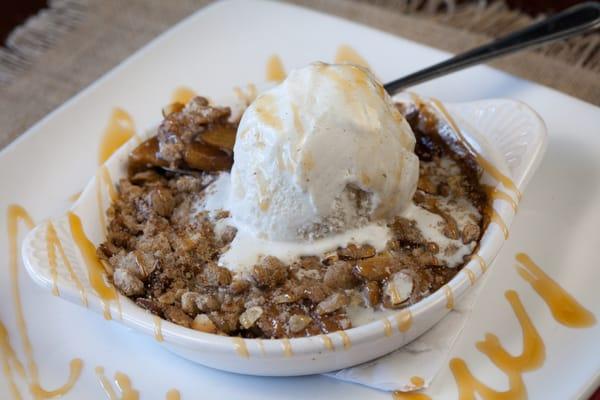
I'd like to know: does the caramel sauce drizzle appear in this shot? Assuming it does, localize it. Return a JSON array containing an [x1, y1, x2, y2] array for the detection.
[[482, 184, 518, 212], [443, 285, 455, 309], [419, 96, 517, 244], [96, 171, 108, 234], [47, 226, 60, 296], [96, 165, 119, 235], [516, 253, 596, 328], [68, 211, 118, 320], [334, 45, 370, 69], [472, 254, 487, 273], [392, 392, 432, 400], [95, 367, 140, 400], [67, 191, 82, 203], [96, 169, 127, 321], [166, 389, 181, 400], [292, 103, 304, 137], [410, 376, 425, 389], [96, 366, 181, 400], [254, 94, 283, 131], [100, 166, 119, 202], [114, 372, 139, 400], [429, 98, 520, 200], [396, 309, 413, 332], [99, 108, 136, 165], [5, 205, 84, 399], [338, 331, 352, 350], [266, 54, 286, 82], [281, 338, 293, 357], [444, 252, 596, 399], [0, 321, 26, 400], [234, 84, 258, 107], [484, 207, 509, 240], [29, 360, 83, 399], [383, 318, 393, 337], [465, 268, 476, 286], [46, 221, 89, 306], [95, 367, 118, 399], [97, 107, 134, 233], [233, 337, 249, 358], [171, 87, 197, 105], [153, 316, 164, 342], [450, 290, 545, 400], [317, 63, 370, 104], [321, 334, 335, 351]]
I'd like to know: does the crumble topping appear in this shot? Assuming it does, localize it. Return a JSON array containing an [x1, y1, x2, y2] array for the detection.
[[97, 96, 487, 338]]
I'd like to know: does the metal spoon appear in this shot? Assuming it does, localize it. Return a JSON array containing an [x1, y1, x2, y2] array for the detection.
[[384, 1, 600, 94]]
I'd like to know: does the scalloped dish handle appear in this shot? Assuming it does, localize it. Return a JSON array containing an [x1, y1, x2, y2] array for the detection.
[[445, 99, 547, 191]]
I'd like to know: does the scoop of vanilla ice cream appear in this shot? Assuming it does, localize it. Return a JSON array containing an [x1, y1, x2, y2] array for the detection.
[[228, 62, 419, 241]]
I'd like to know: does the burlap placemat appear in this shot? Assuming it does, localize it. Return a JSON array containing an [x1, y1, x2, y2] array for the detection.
[[0, 0, 598, 151]]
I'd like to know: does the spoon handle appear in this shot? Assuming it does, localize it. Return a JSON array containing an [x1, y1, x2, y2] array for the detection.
[[384, 1, 600, 94]]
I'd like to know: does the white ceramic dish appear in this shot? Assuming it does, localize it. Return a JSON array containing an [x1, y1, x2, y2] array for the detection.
[[21, 92, 546, 375], [2, 0, 599, 398]]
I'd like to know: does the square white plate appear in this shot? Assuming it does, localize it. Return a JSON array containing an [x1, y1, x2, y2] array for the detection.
[[1, 0, 599, 398]]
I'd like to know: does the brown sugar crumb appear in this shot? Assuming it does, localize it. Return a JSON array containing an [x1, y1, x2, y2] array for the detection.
[[462, 223, 480, 244], [252, 256, 288, 289], [323, 261, 358, 289], [98, 97, 487, 339]]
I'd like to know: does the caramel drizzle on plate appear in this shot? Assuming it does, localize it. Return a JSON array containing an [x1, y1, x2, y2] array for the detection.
[[68, 211, 118, 320], [266, 54, 286, 82], [99, 108, 136, 165], [96, 366, 181, 400], [234, 84, 258, 107], [0, 321, 27, 400], [449, 290, 544, 400], [392, 391, 432, 400], [171, 86, 197, 105], [46, 221, 89, 305], [95, 367, 140, 400], [443, 252, 597, 400], [410, 376, 425, 388], [232, 337, 249, 358], [3, 205, 83, 399], [165, 389, 182, 400], [334, 45, 370, 69], [516, 253, 596, 328], [68, 191, 82, 203]]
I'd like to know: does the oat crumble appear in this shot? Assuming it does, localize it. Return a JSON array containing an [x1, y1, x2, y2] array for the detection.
[[97, 96, 487, 338]]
